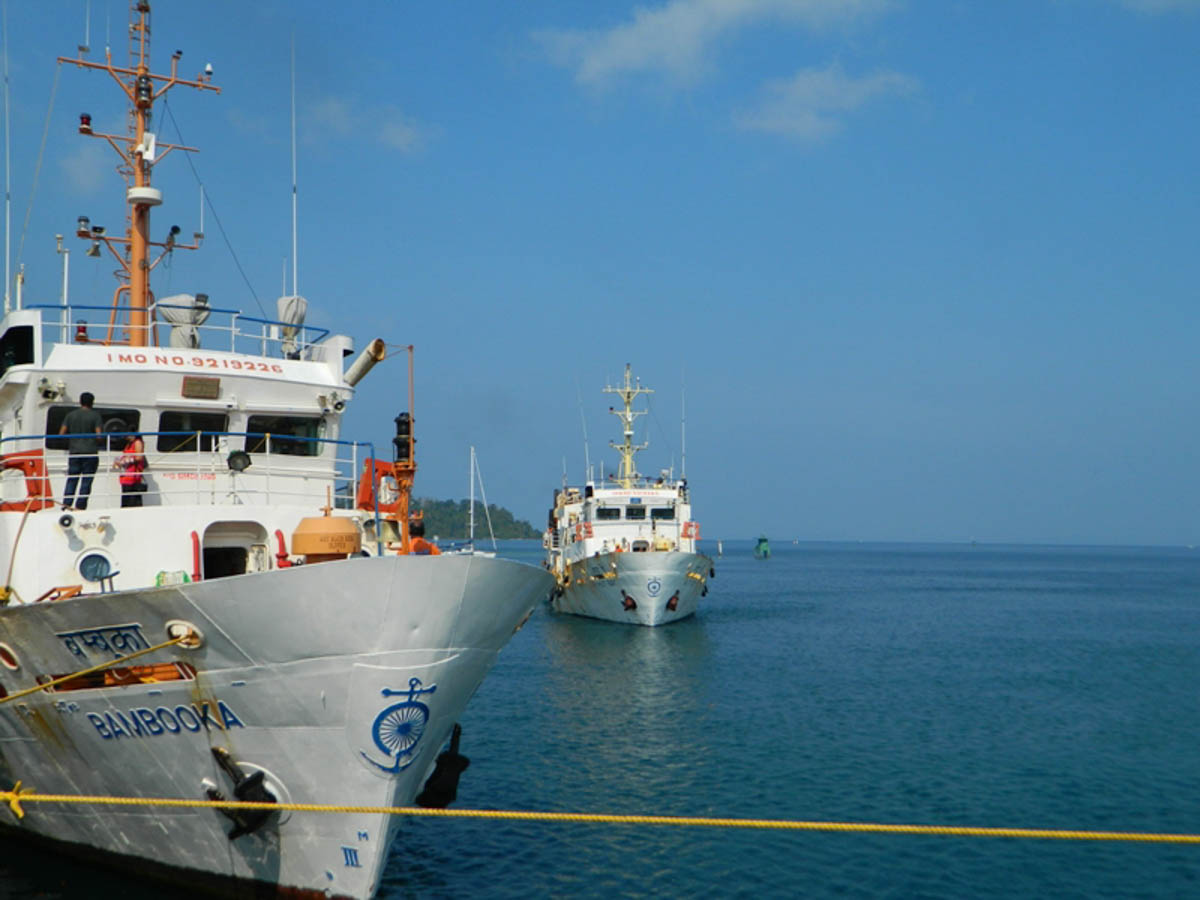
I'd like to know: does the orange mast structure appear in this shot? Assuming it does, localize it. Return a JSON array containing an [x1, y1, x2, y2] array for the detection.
[[353, 345, 420, 554], [59, 1, 219, 347]]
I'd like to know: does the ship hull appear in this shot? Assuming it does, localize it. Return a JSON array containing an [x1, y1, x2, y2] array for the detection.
[[0, 554, 553, 899], [550, 551, 712, 626]]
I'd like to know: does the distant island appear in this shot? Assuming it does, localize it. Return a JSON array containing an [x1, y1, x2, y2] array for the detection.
[[412, 497, 541, 540]]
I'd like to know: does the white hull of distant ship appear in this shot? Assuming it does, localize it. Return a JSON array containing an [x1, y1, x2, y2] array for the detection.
[[544, 365, 712, 626], [0, 6, 550, 898], [550, 544, 711, 626]]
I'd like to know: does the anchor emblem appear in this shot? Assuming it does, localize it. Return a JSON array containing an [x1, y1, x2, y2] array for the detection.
[[360, 677, 438, 774]]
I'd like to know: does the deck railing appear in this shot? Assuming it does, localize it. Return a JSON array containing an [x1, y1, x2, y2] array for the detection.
[[0, 430, 383, 516], [583, 478, 690, 500], [29, 304, 332, 359]]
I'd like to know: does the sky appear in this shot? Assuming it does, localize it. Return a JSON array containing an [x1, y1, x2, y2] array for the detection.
[[2, 0, 1198, 545]]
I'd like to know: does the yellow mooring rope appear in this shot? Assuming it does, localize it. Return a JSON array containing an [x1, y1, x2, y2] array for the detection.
[[0, 637, 1193, 846], [0, 635, 185, 706], [0, 788, 1197, 844]]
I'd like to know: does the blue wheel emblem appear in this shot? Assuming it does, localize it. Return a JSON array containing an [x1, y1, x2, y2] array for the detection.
[[360, 677, 437, 774], [646, 578, 662, 597]]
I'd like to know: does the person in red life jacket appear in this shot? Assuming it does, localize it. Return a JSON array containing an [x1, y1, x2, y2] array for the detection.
[[113, 432, 147, 507], [408, 518, 440, 555], [411, 536, 441, 555]]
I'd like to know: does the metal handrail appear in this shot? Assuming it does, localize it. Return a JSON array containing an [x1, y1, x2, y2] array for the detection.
[[27, 303, 331, 357], [0, 431, 382, 525]]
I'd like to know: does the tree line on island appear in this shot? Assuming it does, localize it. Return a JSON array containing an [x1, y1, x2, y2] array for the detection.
[[412, 497, 540, 540]]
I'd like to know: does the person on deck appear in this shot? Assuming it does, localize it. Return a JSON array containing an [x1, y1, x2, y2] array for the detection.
[[409, 518, 441, 556], [59, 392, 103, 510], [114, 432, 147, 507]]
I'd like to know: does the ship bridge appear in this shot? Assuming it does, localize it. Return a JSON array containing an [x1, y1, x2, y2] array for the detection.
[[0, 303, 375, 513]]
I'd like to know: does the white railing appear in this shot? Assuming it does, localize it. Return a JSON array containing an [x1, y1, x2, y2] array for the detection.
[[0, 431, 384, 513], [31, 303, 331, 359]]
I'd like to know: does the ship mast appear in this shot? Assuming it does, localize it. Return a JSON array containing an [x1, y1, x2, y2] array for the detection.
[[604, 364, 652, 489], [59, 1, 219, 347]]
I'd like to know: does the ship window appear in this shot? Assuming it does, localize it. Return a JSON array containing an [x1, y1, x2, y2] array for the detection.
[[202, 521, 267, 579], [46, 406, 141, 451], [625, 506, 646, 520], [650, 507, 675, 520], [158, 410, 228, 452], [203, 546, 248, 579], [0, 326, 34, 377], [244, 415, 322, 457], [595, 507, 621, 520]]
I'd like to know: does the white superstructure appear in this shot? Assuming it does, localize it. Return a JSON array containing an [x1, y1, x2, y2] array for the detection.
[[544, 365, 713, 625], [0, 9, 551, 898]]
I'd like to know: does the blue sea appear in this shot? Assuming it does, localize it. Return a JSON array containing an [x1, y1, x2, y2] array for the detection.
[[5, 541, 1200, 898], [387, 541, 1200, 899]]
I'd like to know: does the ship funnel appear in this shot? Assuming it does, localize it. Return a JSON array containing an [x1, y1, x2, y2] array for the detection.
[[344, 338, 386, 386]]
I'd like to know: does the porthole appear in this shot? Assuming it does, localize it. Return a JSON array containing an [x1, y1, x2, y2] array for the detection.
[[78, 552, 113, 583], [0, 642, 19, 671]]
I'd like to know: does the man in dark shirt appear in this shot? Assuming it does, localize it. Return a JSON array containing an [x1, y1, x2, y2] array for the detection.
[[59, 392, 103, 510]]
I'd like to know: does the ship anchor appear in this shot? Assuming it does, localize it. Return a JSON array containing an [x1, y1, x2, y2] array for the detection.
[[205, 747, 278, 840]]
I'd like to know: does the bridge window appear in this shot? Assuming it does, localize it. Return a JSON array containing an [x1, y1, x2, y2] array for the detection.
[[46, 406, 141, 451], [595, 507, 621, 520], [625, 506, 646, 520], [244, 415, 322, 457], [0, 326, 33, 377], [651, 507, 675, 520], [158, 411, 228, 452]]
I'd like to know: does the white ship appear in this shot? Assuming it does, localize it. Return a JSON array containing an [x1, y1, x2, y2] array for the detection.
[[544, 365, 713, 625], [0, 7, 551, 898]]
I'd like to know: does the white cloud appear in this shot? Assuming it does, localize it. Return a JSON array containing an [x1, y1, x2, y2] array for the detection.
[[734, 63, 917, 140], [227, 109, 272, 138], [537, 0, 894, 87], [376, 108, 429, 152], [307, 97, 356, 139], [302, 97, 431, 152], [59, 142, 109, 194]]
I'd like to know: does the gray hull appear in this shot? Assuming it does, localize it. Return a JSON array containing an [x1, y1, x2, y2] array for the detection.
[[0, 554, 553, 898], [551, 551, 712, 625]]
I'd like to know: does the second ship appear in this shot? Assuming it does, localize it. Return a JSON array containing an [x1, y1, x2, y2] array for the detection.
[[544, 365, 713, 625]]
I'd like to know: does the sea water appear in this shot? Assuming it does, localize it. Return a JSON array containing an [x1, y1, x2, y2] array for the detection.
[[4, 542, 1198, 898], [384, 541, 1200, 899]]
